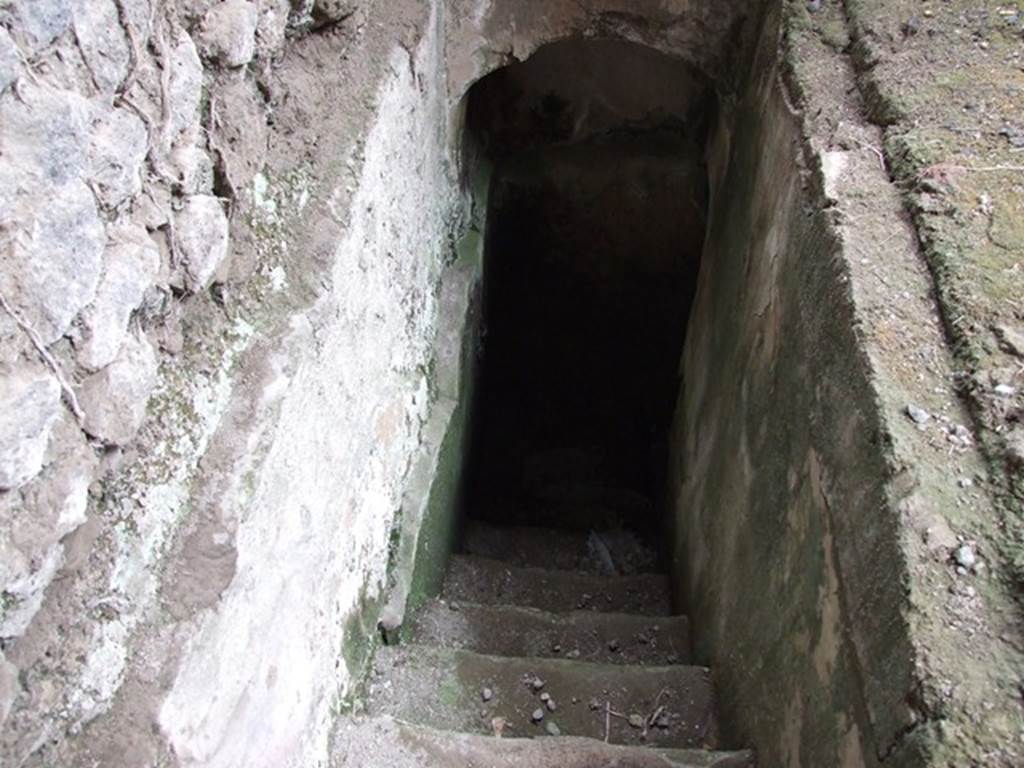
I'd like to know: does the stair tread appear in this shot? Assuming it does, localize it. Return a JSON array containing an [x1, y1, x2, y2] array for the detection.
[[332, 716, 755, 767], [410, 600, 690, 665], [444, 554, 672, 615], [462, 521, 660, 575], [369, 645, 718, 749]]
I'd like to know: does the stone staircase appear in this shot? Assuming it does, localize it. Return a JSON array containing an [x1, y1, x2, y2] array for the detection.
[[340, 521, 755, 767]]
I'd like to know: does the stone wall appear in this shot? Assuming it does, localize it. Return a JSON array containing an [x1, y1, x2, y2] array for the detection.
[[0, 0, 751, 765], [669, 3, 1023, 766]]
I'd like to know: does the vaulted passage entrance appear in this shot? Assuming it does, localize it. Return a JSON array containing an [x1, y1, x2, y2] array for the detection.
[[465, 39, 712, 541]]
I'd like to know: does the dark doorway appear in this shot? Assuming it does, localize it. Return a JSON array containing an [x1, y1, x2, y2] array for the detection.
[[462, 39, 713, 541]]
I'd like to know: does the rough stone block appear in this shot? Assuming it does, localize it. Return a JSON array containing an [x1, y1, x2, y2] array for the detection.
[[174, 195, 230, 292], [255, 0, 290, 58], [1, 0, 73, 51], [0, 180, 105, 344], [0, 81, 93, 196], [88, 107, 148, 209], [78, 226, 160, 371], [171, 146, 215, 195], [78, 331, 158, 445], [198, 0, 257, 68], [167, 31, 203, 143], [72, 0, 130, 93], [0, 366, 62, 490], [0, 27, 20, 93], [0, 649, 18, 727]]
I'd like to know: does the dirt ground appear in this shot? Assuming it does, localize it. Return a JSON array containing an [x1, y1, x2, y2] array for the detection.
[[837, 0, 1024, 577]]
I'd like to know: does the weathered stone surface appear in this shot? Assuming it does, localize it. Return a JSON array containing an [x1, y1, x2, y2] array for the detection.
[[0, 650, 18, 728], [78, 226, 161, 371], [167, 31, 203, 143], [0, 366, 61, 489], [255, 0, 290, 58], [0, 0, 73, 51], [19, 414, 96, 545], [198, 0, 257, 68], [0, 28, 20, 93], [0, 180, 105, 344], [312, 0, 358, 28], [72, 0, 130, 93], [0, 81, 93, 198], [170, 146, 214, 195], [78, 331, 158, 445], [174, 195, 230, 292], [88, 107, 148, 209]]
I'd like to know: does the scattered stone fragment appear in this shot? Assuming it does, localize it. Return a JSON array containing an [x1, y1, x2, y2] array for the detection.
[[0, 27, 21, 93], [0, 366, 62, 490], [628, 713, 645, 729], [88, 108, 148, 209], [545, 698, 557, 712], [73, 0, 131, 93], [608, 639, 620, 653], [78, 227, 160, 371], [954, 544, 977, 570], [552, 643, 561, 653], [481, 687, 492, 702], [539, 692, 550, 702], [491, 717, 506, 738], [78, 332, 158, 445], [531, 708, 544, 723], [655, 712, 671, 729], [957, 477, 973, 489], [198, 0, 258, 68], [449, 601, 459, 612], [530, 677, 545, 692], [589, 698, 601, 711], [994, 384, 1017, 398], [174, 195, 230, 292], [994, 324, 1024, 358], [545, 721, 561, 736], [906, 404, 931, 425], [566, 649, 580, 659]]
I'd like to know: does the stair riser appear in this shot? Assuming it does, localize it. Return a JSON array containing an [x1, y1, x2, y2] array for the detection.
[[444, 555, 673, 615], [370, 646, 718, 749], [411, 601, 691, 665]]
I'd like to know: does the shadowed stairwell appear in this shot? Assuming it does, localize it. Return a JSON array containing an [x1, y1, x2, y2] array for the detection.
[[361, 40, 755, 767]]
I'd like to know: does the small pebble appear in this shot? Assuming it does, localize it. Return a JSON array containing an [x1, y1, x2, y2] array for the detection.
[[958, 477, 973, 489], [531, 677, 545, 692], [628, 713, 645, 729], [589, 698, 601, 711], [655, 712, 671, 729], [545, 721, 561, 736], [539, 692, 550, 702], [907, 404, 931, 425], [608, 639, 620, 653], [546, 698, 557, 712], [449, 602, 460, 612], [481, 687, 493, 702], [994, 384, 1017, 398], [566, 649, 580, 659], [532, 708, 545, 723], [955, 544, 977, 569]]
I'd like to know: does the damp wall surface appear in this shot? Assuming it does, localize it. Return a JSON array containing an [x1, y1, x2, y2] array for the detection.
[[669, 4, 1022, 767]]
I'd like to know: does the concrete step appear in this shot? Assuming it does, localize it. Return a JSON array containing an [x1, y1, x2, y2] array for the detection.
[[443, 555, 673, 615], [410, 600, 691, 665], [369, 645, 718, 749], [332, 716, 756, 767], [462, 520, 660, 575]]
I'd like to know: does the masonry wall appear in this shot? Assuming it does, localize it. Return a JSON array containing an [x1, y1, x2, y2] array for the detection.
[[668, 4, 1021, 766]]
